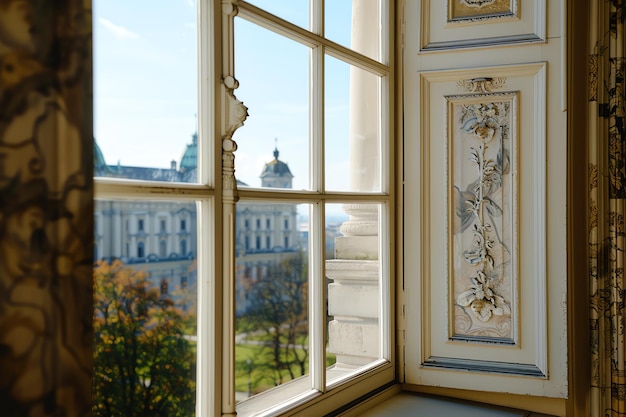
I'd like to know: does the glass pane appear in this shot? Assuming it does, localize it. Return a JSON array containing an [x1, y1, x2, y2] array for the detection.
[[235, 202, 309, 401], [325, 203, 383, 386], [234, 18, 310, 190], [94, 1, 198, 182], [93, 200, 198, 416], [245, 0, 309, 30], [325, 0, 384, 63], [325, 55, 382, 192]]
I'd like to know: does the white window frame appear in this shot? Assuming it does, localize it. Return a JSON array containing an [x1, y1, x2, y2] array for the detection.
[[94, 1, 397, 416], [222, 1, 396, 416]]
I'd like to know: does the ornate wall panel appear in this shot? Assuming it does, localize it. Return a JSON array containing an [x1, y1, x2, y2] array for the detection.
[[420, 0, 545, 51], [448, 93, 517, 344], [417, 63, 561, 394]]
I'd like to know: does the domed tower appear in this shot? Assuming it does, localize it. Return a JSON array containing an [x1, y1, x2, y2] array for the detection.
[[94, 140, 110, 176], [179, 132, 198, 182], [260, 147, 293, 188]]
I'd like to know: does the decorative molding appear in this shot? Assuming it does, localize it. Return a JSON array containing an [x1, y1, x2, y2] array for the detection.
[[223, 79, 248, 138], [423, 357, 546, 378], [421, 0, 545, 51], [417, 63, 551, 388], [457, 77, 506, 93], [448, 94, 516, 338], [461, 0, 497, 7], [448, 0, 518, 24]]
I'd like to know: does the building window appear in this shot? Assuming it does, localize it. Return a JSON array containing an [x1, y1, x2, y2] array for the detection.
[[138, 219, 144, 232], [181, 275, 187, 290], [159, 240, 166, 258], [181, 219, 186, 231], [180, 239, 187, 256], [255, 236, 261, 250], [256, 218, 261, 229], [265, 236, 270, 249], [284, 218, 288, 229], [244, 219, 249, 229], [284, 236, 289, 248], [137, 241, 144, 259], [160, 279, 168, 296], [266, 218, 270, 229], [160, 219, 166, 232]]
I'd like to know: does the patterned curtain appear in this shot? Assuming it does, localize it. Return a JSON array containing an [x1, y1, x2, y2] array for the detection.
[[0, 1, 93, 416], [590, 1, 626, 416]]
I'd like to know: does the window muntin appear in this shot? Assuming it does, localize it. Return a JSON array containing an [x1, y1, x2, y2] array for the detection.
[[244, 0, 309, 30]]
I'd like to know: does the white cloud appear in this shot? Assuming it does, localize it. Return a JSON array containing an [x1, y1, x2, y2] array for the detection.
[[99, 17, 139, 40]]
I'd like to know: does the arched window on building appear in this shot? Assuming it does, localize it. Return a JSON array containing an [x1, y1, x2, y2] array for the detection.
[[137, 241, 145, 258]]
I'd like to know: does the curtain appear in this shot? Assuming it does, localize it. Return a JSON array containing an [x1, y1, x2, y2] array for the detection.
[[590, 1, 626, 416], [0, 1, 93, 416]]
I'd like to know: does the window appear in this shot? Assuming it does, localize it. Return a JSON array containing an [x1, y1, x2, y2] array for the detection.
[[159, 240, 167, 258], [233, 1, 393, 415], [93, 1, 393, 416], [93, 1, 203, 416]]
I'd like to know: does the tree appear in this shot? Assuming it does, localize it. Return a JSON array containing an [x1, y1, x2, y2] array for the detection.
[[241, 254, 309, 387], [93, 260, 196, 417]]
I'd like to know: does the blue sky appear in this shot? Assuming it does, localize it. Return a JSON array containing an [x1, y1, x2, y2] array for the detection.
[[94, 0, 354, 191]]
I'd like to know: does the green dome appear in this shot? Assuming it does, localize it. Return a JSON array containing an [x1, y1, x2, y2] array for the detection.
[[180, 132, 198, 171], [94, 140, 109, 175]]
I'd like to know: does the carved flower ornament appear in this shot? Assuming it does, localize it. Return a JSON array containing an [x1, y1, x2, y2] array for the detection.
[[457, 270, 510, 322]]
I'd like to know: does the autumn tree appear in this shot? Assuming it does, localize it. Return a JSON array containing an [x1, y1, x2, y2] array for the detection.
[[242, 254, 309, 385], [93, 260, 196, 417]]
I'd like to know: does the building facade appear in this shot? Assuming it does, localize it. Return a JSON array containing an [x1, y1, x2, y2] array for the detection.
[[94, 137, 302, 313]]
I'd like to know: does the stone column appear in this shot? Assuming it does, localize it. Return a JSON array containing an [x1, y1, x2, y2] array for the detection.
[[326, 0, 381, 368]]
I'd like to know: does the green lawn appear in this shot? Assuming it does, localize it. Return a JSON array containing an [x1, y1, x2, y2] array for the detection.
[[235, 343, 336, 395]]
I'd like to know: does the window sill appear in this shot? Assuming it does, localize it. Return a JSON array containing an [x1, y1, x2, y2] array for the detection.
[[236, 360, 393, 417]]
